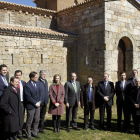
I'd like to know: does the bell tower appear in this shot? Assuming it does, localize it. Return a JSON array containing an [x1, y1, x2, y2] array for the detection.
[[33, 0, 85, 11]]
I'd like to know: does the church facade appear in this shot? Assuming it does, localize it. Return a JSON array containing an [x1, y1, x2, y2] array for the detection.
[[0, 0, 140, 84]]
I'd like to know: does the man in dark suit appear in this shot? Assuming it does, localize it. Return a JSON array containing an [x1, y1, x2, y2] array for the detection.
[[64, 72, 81, 132], [0, 76, 22, 140], [129, 77, 140, 135], [97, 73, 115, 131], [0, 64, 9, 97], [81, 76, 96, 130], [127, 69, 138, 132], [24, 71, 43, 140], [115, 72, 130, 132], [0, 64, 9, 139], [14, 70, 26, 140], [38, 70, 49, 134]]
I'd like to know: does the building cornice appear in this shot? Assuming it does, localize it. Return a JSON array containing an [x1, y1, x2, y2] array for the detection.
[[0, 23, 78, 40]]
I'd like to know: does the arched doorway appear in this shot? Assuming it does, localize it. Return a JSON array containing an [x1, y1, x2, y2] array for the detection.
[[118, 37, 133, 80]]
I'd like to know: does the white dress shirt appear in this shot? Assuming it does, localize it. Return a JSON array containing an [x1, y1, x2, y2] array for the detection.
[[19, 81, 23, 102]]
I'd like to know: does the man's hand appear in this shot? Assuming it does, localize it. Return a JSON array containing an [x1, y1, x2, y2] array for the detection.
[[82, 106, 84, 109], [134, 104, 139, 108], [66, 103, 69, 108], [36, 102, 40, 107], [55, 103, 60, 107], [104, 96, 109, 102], [78, 101, 81, 107]]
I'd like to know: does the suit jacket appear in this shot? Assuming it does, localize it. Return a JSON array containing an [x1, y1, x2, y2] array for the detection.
[[48, 84, 65, 115], [38, 78, 49, 106], [80, 84, 96, 110], [24, 80, 43, 110], [127, 77, 136, 90], [129, 87, 140, 115], [0, 74, 9, 97], [64, 80, 80, 107], [115, 80, 130, 105], [0, 85, 22, 132], [97, 81, 115, 106]]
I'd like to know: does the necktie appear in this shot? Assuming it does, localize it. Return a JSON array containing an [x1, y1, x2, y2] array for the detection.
[[105, 82, 107, 90], [14, 88, 17, 93], [73, 82, 77, 93], [88, 86, 91, 101], [33, 82, 37, 90], [18, 82, 20, 89]]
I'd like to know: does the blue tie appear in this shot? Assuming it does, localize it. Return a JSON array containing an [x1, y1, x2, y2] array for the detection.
[[33, 82, 37, 90], [88, 86, 91, 101]]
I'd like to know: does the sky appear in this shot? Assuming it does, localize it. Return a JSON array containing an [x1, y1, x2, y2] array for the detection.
[[1, 0, 36, 7]]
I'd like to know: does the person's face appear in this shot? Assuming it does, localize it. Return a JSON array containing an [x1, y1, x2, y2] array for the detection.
[[31, 74, 38, 82], [121, 73, 126, 81], [87, 78, 93, 85], [11, 78, 19, 88], [71, 73, 77, 81], [104, 74, 109, 82], [55, 76, 60, 84], [40, 72, 46, 79], [0, 67, 7, 77], [132, 70, 138, 78], [136, 79, 140, 87], [15, 72, 22, 81]]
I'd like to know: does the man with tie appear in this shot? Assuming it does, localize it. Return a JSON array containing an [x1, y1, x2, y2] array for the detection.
[[38, 70, 49, 134], [97, 73, 115, 131], [24, 71, 43, 140], [81, 76, 96, 130], [129, 77, 140, 135], [0, 64, 9, 139], [115, 72, 129, 132], [14, 70, 26, 140], [64, 72, 81, 132], [0, 64, 9, 97], [0, 76, 22, 140]]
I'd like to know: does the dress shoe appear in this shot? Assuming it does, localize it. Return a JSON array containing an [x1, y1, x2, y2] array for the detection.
[[100, 129, 104, 131], [32, 134, 40, 139], [27, 137, 32, 140], [66, 128, 70, 132], [53, 127, 57, 133], [107, 128, 111, 131], [17, 136, 23, 140], [83, 127, 88, 130], [39, 130, 47, 134], [90, 127, 95, 130], [57, 127, 60, 133], [73, 127, 81, 131]]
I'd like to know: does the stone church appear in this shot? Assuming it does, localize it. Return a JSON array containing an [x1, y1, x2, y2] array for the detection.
[[0, 0, 140, 85]]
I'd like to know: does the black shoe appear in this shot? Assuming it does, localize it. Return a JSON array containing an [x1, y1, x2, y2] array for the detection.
[[53, 127, 57, 133], [83, 127, 88, 130], [90, 125, 95, 130], [73, 127, 81, 131], [57, 127, 60, 133], [107, 128, 111, 131], [39, 130, 47, 134], [27, 137, 32, 140], [66, 128, 70, 132], [32, 134, 40, 139], [17, 136, 23, 140], [100, 129, 104, 131]]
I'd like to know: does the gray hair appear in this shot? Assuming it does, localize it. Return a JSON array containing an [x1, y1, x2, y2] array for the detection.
[[39, 70, 47, 75], [135, 77, 140, 82]]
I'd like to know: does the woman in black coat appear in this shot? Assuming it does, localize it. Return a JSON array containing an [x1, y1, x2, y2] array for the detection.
[[0, 76, 22, 140]]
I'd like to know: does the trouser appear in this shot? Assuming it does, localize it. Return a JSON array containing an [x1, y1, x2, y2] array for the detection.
[[39, 104, 47, 132], [84, 102, 95, 128], [66, 102, 78, 128], [18, 102, 25, 137], [4, 132, 17, 140], [25, 107, 40, 138], [99, 103, 112, 129], [132, 112, 140, 134], [52, 115, 61, 128]]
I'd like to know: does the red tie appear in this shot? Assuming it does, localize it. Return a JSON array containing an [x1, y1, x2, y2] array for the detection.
[[18, 82, 20, 89], [14, 89, 17, 93]]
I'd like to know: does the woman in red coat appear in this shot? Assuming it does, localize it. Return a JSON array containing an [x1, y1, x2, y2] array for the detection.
[[48, 74, 65, 133]]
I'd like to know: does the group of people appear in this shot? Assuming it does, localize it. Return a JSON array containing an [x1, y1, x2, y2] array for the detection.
[[0, 64, 140, 140]]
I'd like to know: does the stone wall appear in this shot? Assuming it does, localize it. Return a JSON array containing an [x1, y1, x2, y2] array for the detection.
[[0, 35, 75, 85], [104, 0, 140, 82], [0, 8, 55, 29], [57, 2, 105, 85]]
